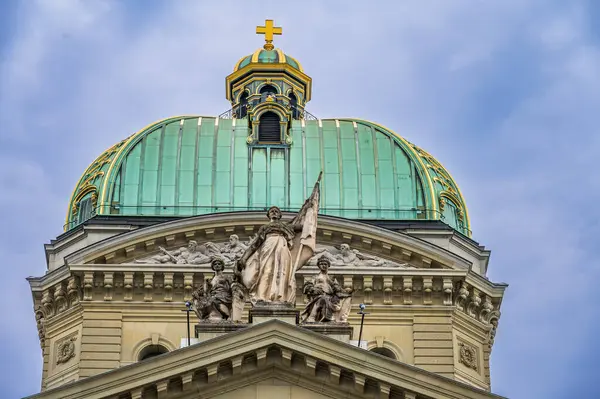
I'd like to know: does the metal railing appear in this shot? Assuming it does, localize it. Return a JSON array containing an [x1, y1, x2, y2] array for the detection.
[[219, 96, 317, 121], [65, 204, 471, 236]]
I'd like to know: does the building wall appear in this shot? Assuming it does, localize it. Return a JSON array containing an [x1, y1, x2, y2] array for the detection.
[[33, 215, 503, 392]]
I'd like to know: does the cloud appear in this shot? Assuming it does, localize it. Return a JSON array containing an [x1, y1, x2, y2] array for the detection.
[[1, 1, 599, 398]]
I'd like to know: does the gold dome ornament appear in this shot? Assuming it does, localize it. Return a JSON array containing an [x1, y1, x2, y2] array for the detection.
[[256, 19, 282, 51]]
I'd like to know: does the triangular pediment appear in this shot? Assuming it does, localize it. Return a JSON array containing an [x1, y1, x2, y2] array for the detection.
[[26, 319, 505, 399]]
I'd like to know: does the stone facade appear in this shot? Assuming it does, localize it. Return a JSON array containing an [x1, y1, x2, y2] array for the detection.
[[28, 213, 505, 396]]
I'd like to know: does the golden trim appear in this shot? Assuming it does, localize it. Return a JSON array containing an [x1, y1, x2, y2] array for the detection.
[[232, 76, 305, 98], [251, 48, 262, 63], [226, 63, 312, 101], [413, 145, 471, 232], [255, 81, 282, 95], [234, 88, 252, 103], [64, 139, 124, 229], [98, 115, 200, 217], [285, 54, 304, 72], [276, 48, 285, 63], [233, 55, 249, 72]]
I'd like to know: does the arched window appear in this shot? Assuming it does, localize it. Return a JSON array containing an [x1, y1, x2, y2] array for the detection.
[[260, 84, 277, 95], [440, 197, 459, 229], [260, 85, 277, 103], [289, 92, 299, 119], [258, 112, 281, 143], [138, 344, 169, 361], [237, 92, 248, 118], [370, 347, 397, 360], [77, 197, 93, 224]]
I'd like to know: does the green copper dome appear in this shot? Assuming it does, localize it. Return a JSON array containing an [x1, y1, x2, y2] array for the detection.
[[65, 116, 470, 235], [234, 48, 303, 72]]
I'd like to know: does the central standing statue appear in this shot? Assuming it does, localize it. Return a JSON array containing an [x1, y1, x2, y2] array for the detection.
[[236, 173, 322, 305]]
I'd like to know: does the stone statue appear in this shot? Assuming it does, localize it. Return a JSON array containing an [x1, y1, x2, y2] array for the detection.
[[220, 234, 248, 261], [308, 243, 410, 268], [135, 240, 217, 265], [236, 173, 322, 305], [191, 257, 233, 322], [301, 256, 353, 323]]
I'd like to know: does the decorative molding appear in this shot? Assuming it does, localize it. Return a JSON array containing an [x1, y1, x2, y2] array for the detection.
[[55, 334, 78, 365], [458, 342, 478, 371]]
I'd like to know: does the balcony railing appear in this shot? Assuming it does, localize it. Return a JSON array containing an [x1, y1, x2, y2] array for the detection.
[[65, 204, 471, 237], [219, 95, 317, 121]]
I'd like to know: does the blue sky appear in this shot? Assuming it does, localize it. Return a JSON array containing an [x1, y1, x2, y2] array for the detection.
[[1, 1, 599, 398]]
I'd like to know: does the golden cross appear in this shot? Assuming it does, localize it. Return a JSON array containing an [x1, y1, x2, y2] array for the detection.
[[256, 19, 282, 51]]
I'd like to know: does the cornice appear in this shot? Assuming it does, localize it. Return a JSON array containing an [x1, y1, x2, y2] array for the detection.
[[465, 271, 508, 300], [28, 265, 71, 292], [63, 212, 474, 270]]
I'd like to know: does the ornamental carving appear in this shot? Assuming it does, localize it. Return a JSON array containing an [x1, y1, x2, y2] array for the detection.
[[135, 235, 248, 265], [307, 244, 413, 268], [56, 335, 77, 365], [134, 238, 413, 270], [458, 342, 478, 371]]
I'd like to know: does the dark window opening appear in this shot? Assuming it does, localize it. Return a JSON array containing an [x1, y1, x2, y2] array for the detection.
[[237, 92, 248, 118], [78, 197, 93, 224], [258, 112, 281, 143], [260, 84, 277, 103], [139, 344, 169, 361], [289, 92, 299, 119], [260, 84, 277, 95]]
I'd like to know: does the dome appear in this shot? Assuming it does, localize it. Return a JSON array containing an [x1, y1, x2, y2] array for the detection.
[[234, 48, 303, 72], [65, 116, 470, 236]]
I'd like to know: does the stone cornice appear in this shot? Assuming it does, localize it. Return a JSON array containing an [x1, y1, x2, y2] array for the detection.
[[28, 265, 70, 292], [63, 212, 474, 270], [25, 319, 506, 399], [465, 271, 507, 300]]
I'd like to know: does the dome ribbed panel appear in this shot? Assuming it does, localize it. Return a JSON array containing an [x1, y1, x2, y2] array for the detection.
[[68, 116, 469, 235]]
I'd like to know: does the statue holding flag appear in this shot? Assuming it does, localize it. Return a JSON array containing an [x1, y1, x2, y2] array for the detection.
[[235, 173, 322, 306]]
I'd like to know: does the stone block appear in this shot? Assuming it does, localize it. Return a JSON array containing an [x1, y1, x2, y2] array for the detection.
[[300, 323, 353, 344], [195, 322, 249, 342]]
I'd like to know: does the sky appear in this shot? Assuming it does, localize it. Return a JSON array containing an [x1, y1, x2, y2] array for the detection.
[[1, 0, 599, 398]]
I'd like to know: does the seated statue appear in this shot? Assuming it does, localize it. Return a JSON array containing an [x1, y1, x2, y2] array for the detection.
[[301, 256, 353, 323], [191, 257, 233, 322]]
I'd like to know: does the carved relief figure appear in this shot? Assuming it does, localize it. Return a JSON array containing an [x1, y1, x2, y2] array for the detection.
[[136, 240, 214, 265], [237, 173, 321, 305], [221, 234, 248, 261], [301, 256, 353, 323], [191, 257, 233, 321], [308, 244, 410, 268]]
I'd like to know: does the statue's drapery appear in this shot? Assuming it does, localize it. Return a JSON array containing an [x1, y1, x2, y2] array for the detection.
[[240, 173, 321, 304], [241, 222, 297, 303]]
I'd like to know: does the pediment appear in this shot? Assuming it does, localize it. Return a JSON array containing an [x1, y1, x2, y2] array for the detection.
[[26, 320, 504, 399], [65, 212, 472, 272]]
